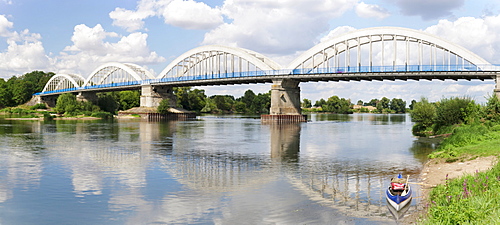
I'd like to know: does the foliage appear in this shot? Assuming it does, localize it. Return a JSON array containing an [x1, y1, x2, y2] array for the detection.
[[484, 94, 500, 122], [90, 111, 114, 119], [174, 87, 206, 111], [423, 163, 500, 224], [118, 90, 140, 110], [428, 124, 500, 159], [302, 98, 312, 108], [30, 103, 47, 110], [157, 98, 171, 114], [321, 96, 352, 114], [410, 97, 437, 136], [434, 97, 478, 132], [390, 98, 406, 113], [0, 71, 54, 107], [97, 93, 119, 114], [55, 93, 80, 115]]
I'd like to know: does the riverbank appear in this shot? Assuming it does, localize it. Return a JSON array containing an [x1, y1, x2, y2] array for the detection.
[[403, 156, 497, 223]]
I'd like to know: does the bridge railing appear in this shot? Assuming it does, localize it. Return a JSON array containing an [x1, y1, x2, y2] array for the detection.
[[35, 64, 500, 95]]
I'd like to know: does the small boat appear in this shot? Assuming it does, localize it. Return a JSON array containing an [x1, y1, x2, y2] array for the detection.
[[386, 174, 412, 211]]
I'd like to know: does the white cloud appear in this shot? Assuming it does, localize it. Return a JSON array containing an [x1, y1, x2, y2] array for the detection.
[[56, 24, 165, 76], [424, 15, 500, 64], [319, 26, 356, 43], [355, 2, 390, 20], [0, 16, 50, 77], [160, 0, 223, 30], [110, 0, 223, 31], [109, 0, 158, 32], [202, 0, 358, 55], [0, 15, 13, 37]]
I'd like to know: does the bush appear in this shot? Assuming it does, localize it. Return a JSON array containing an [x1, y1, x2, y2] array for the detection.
[[434, 97, 477, 132], [90, 111, 114, 119], [157, 99, 171, 114], [30, 103, 47, 110], [410, 97, 436, 136]]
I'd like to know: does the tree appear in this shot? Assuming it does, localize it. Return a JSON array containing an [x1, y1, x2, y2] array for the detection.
[[409, 99, 417, 110], [97, 93, 119, 114], [356, 100, 363, 106], [376, 97, 390, 112], [314, 98, 326, 107], [390, 98, 406, 113], [410, 97, 436, 135], [118, 90, 140, 110], [157, 99, 171, 114], [0, 78, 12, 108], [302, 98, 312, 108], [55, 93, 80, 115], [322, 95, 352, 114]]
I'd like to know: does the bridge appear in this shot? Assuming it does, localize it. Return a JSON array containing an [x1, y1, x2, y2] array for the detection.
[[34, 27, 500, 121]]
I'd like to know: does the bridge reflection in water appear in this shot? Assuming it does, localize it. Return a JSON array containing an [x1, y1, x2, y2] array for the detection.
[[267, 122, 419, 219]]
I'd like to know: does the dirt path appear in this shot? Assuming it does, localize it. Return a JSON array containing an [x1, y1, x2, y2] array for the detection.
[[402, 156, 498, 224]]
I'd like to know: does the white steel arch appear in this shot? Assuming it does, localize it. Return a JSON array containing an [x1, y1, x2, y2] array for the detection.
[[157, 45, 282, 79], [83, 62, 155, 87], [42, 74, 85, 92], [288, 27, 492, 72]]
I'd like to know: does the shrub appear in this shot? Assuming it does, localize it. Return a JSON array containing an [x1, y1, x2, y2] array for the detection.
[[434, 97, 477, 132], [157, 99, 171, 114], [410, 97, 436, 136], [30, 103, 47, 110]]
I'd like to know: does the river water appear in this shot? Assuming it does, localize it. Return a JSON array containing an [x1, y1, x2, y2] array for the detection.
[[0, 113, 436, 224]]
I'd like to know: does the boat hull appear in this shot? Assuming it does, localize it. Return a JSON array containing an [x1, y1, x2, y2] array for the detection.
[[386, 185, 412, 211]]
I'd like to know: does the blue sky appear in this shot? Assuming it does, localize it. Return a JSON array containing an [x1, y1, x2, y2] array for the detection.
[[1, 0, 500, 104]]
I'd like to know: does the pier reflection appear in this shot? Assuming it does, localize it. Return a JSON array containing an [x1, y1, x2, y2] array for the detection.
[[269, 123, 300, 162]]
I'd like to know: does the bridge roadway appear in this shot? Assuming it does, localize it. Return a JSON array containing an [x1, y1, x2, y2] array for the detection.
[[36, 68, 500, 95]]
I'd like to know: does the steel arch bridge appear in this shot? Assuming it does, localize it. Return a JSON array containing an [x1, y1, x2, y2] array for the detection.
[[36, 27, 500, 116]]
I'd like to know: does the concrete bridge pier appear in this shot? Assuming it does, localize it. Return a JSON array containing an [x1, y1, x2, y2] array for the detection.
[[262, 79, 307, 123], [140, 85, 176, 108]]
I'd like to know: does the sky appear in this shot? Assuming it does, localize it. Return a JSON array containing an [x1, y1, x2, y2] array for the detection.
[[1, 0, 500, 104]]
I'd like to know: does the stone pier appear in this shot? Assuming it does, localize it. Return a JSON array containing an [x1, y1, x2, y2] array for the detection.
[[262, 78, 307, 123], [140, 85, 176, 108]]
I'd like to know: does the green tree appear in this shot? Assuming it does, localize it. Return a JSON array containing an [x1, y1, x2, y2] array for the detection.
[[157, 98, 171, 114], [0, 78, 12, 108], [302, 98, 312, 108], [376, 97, 390, 112], [356, 100, 363, 106], [410, 97, 436, 136], [118, 90, 140, 110], [314, 98, 326, 108], [322, 95, 352, 114], [365, 98, 379, 107], [485, 94, 500, 122], [55, 93, 80, 115], [390, 98, 406, 113], [97, 93, 119, 114], [434, 97, 477, 132], [409, 99, 417, 110]]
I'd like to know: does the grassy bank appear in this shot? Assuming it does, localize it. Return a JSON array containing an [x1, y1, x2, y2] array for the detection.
[[421, 124, 500, 224]]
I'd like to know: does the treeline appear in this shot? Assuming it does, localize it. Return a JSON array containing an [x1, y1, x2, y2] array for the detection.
[[174, 87, 271, 114], [410, 95, 500, 136], [0, 71, 54, 108], [301, 96, 408, 114]]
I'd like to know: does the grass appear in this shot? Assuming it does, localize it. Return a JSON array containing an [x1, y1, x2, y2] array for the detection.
[[421, 123, 500, 224], [422, 163, 500, 224]]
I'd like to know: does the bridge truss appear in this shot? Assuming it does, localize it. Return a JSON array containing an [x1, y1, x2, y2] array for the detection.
[[39, 27, 499, 96]]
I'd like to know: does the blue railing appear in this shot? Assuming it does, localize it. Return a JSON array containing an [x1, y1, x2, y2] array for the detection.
[[35, 64, 500, 95]]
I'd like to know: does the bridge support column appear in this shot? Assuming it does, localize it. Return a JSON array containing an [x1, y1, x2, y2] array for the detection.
[[140, 85, 176, 108], [76, 92, 98, 103], [495, 75, 500, 99], [262, 79, 306, 123]]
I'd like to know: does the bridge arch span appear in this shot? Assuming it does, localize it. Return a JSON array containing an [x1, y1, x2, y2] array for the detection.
[[288, 27, 492, 73], [82, 62, 155, 88], [42, 74, 85, 93], [157, 45, 282, 79]]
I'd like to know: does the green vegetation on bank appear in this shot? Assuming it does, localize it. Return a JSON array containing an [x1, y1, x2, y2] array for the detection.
[[423, 162, 500, 224], [410, 94, 500, 224], [0, 71, 54, 108]]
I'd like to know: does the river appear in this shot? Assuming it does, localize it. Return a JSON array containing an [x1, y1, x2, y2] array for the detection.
[[0, 113, 436, 224]]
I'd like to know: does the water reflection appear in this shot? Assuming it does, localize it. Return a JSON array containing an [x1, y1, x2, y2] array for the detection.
[[0, 114, 435, 224]]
